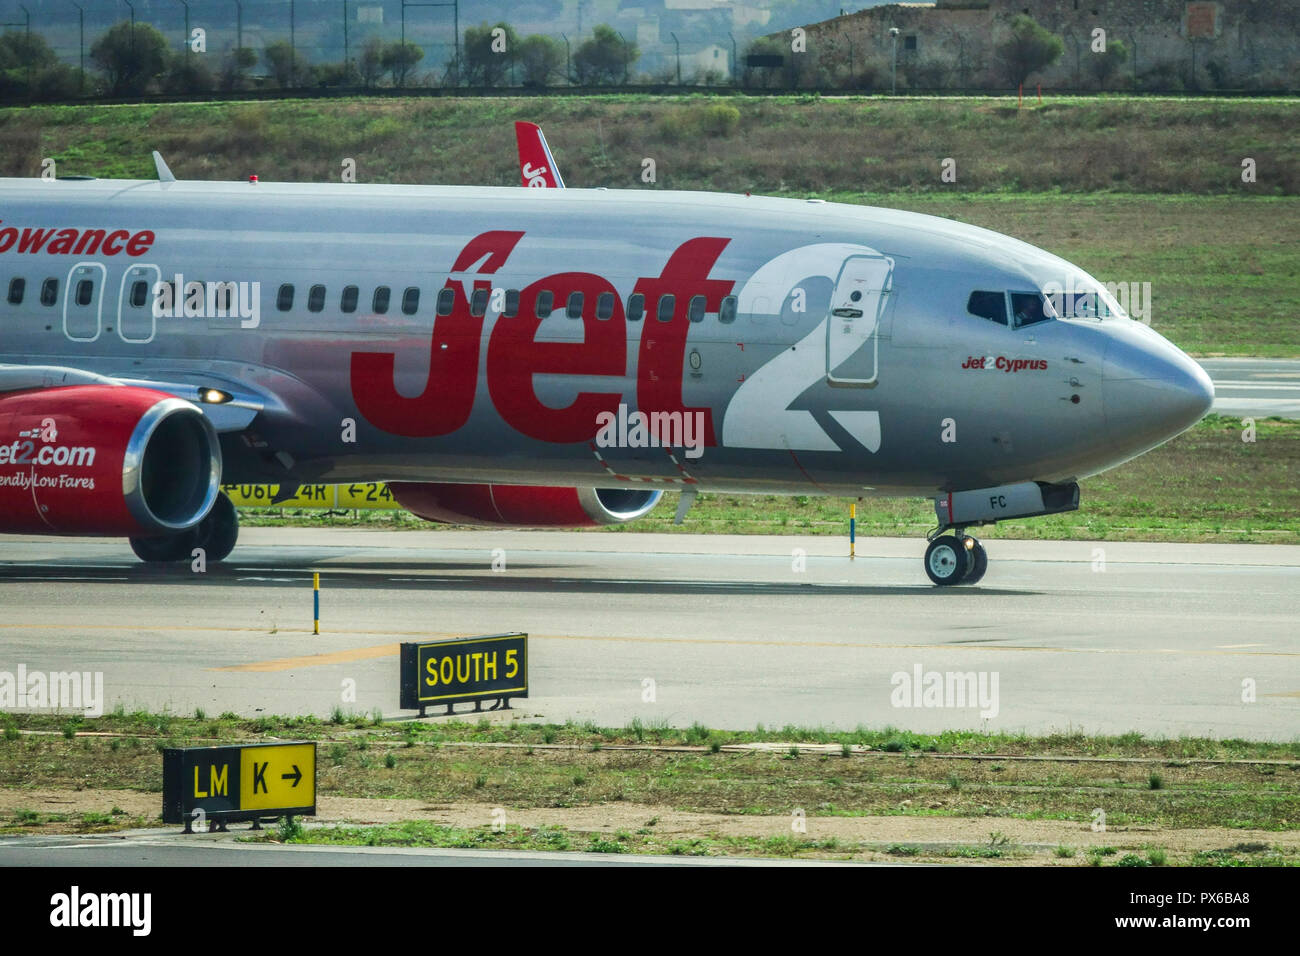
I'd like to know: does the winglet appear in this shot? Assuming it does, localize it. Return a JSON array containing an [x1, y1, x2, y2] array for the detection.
[[514, 121, 565, 188], [152, 150, 176, 183]]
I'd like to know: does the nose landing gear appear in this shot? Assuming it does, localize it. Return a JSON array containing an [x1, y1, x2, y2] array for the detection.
[[923, 530, 987, 587]]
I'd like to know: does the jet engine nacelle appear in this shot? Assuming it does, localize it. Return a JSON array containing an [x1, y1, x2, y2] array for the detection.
[[0, 385, 222, 536], [936, 481, 1080, 527], [388, 482, 662, 527]]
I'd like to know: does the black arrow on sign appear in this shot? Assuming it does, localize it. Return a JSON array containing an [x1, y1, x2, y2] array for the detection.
[[281, 765, 302, 787]]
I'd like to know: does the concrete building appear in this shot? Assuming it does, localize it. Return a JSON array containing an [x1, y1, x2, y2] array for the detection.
[[782, 1, 1298, 90]]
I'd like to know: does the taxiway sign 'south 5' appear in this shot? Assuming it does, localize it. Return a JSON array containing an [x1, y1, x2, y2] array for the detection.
[[0, 144, 1212, 584]]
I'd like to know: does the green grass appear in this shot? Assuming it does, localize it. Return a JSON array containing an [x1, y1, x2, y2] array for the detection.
[[6, 95, 1295, 195], [6, 709, 1296, 863], [252, 820, 1298, 864], [612, 415, 1300, 541], [246, 821, 986, 861], [12, 711, 1295, 762], [237, 415, 1300, 543], [3, 711, 1297, 829]]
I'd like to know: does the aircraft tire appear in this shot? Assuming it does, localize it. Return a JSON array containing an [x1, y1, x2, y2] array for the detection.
[[195, 491, 239, 563], [924, 535, 969, 586], [129, 530, 198, 563], [962, 540, 988, 585]]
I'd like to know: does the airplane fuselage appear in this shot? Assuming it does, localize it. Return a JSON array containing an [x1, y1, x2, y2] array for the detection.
[[0, 178, 1211, 498]]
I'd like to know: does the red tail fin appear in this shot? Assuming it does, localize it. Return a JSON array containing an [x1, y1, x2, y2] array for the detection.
[[514, 121, 565, 188]]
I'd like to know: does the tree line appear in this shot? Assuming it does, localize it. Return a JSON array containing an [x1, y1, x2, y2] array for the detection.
[[2, 13, 1257, 103], [0, 19, 643, 100]]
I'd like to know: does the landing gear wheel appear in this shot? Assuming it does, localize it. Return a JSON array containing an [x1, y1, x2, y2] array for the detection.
[[962, 539, 988, 585], [194, 491, 239, 563], [924, 534, 969, 587], [129, 529, 197, 563]]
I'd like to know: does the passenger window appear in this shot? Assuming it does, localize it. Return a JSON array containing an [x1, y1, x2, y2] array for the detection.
[[469, 288, 488, 316], [688, 295, 706, 323], [436, 287, 455, 316], [1010, 291, 1052, 328], [277, 283, 294, 311], [627, 293, 645, 322], [75, 279, 93, 307], [967, 290, 1007, 325], [566, 291, 583, 319], [7, 277, 24, 305], [657, 294, 675, 323], [307, 284, 326, 313], [536, 290, 553, 318], [504, 289, 520, 318], [40, 278, 58, 306], [402, 287, 420, 315], [719, 295, 737, 324], [341, 285, 359, 313], [373, 286, 390, 314], [130, 280, 148, 308], [596, 291, 614, 320], [210, 282, 234, 313]]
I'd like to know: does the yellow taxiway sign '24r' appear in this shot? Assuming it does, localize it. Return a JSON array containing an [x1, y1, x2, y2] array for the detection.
[[223, 483, 401, 510]]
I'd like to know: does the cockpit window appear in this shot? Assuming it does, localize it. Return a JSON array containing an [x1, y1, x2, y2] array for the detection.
[[1045, 280, 1126, 320], [967, 290, 1007, 326], [1050, 290, 1110, 319], [1010, 291, 1055, 328]]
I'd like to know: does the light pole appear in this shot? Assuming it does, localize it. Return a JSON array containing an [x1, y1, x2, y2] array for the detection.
[[233, 0, 242, 62], [616, 30, 628, 85], [889, 26, 898, 94], [173, 0, 190, 61], [561, 32, 570, 84], [1064, 27, 1079, 88], [402, 0, 458, 87], [124, 0, 135, 53], [69, 1, 85, 92], [727, 31, 736, 85], [342, 0, 348, 75], [845, 34, 853, 88], [290, 0, 295, 87], [3, 6, 30, 91], [21, 2, 30, 90], [669, 31, 680, 85]]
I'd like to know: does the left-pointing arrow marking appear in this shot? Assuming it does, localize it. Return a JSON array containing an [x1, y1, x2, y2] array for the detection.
[[281, 765, 302, 787]]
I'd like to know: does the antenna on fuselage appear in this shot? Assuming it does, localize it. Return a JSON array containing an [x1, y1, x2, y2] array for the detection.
[[152, 151, 176, 184]]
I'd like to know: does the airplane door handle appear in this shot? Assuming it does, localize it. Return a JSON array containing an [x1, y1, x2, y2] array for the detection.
[[832, 308, 863, 318]]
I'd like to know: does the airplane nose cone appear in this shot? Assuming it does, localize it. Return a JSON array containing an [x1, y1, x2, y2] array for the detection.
[[1103, 325, 1214, 447]]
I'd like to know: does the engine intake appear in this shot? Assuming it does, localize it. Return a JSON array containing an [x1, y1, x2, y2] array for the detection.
[[0, 385, 222, 536]]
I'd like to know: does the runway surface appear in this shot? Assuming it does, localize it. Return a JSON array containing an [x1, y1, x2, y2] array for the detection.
[[0, 529, 1296, 739], [1199, 358, 1300, 418], [0, 832, 858, 867]]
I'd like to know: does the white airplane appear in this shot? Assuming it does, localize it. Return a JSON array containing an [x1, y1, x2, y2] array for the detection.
[[0, 130, 1212, 585]]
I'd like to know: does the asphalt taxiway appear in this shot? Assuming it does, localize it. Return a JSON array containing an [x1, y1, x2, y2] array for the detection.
[[0, 832, 865, 867], [1200, 358, 1300, 418], [0, 529, 1295, 739]]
